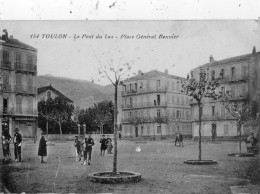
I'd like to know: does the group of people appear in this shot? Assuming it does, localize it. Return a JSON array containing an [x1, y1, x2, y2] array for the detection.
[[2, 128, 23, 163], [100, 135, 113, 156], [74, 133, 95, 165], [175, 132, 184, 147], [74, 133, 115, 166]]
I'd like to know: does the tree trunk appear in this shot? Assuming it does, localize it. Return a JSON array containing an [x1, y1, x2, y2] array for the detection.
[[198, 104, 202, 161], [238, 122, 242, 154], [113, 84, 118, 173], [160, 124, 163, 141], [59, 119, 63, 135], [46, 120, 49, 136]]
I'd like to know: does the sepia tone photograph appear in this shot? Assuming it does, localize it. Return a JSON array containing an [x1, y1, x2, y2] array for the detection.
[[0, 20, 260, 193]]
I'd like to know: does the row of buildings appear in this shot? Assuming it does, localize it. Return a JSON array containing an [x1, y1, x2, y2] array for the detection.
[[120, 49, 260, 140], [1, 29, 260, 140]]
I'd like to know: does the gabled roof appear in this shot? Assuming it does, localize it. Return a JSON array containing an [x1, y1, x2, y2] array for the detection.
[[1, 37, 37, 52], [193, 52, 260, 70], [37, 85, 73, 103], [124, 70, 186, 82]]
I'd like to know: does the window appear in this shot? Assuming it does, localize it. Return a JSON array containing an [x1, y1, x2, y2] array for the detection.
[[124, 98, 127, 106], [3, 50, 10, 62], [221, 105, 225, 117], [181, 96, 184, 105], [212, 106, 215, 117], [157, 126, 161, 134], [135, 111, 138, 118], [157, 95, 160, 105], [220, 69, 225, 79], [135, 83, 137, 91], [47, 91, 52, 100], [172, 96, 175, 104], [28, 76, 33, 86], [16, 74, 22, 85], [177, 81, 180, 91], [172, 109, 176, 118], [129, 111, 132, 119], [147, 109, 150, 117], [130, 98, 133, 107], [224, 124, 229, 135], [177, 96, 179, 105], [211, 70, 215, 80], [16, 53, 21, 63], [140, 82, 143, 90], [231, 86, 236, 98], [172, 81, 175, 90], [27, 55, 33, 64], [221, 87, 225, 96], [16, 96, 23, 114], [176, 110, 180, 118], [157, 80, 160, 88], [129, 84, 132, 91], [157, 109, 161, 117], [231, 67, 235, 80]]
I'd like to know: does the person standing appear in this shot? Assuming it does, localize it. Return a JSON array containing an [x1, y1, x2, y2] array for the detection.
[[106, 135, 113, 154], [178, 132, 184, 147], [118, 132, 122, 140], [174, 132, 179, 146], [82, 132, 95, 165], [38, 132, 47, 163], [74, 136, 82, 161], [2, 131, 12, 161], [100, 135, 107, 156], [13, 128, 22, 162]]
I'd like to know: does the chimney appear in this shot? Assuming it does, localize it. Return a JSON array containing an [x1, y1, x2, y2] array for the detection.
[[164, 69, 168, 74], [209, 55, 214, 63], [2, 29, 8, 41], [252, 46, 256, 54], [138, 70, 142, 76]]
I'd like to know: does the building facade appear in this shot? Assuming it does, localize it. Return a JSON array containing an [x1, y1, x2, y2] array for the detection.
[[0, 30, 38, 138], [190, 48, 260, 140], [37, 85, 73, 103], [121, 70, 192, 139]]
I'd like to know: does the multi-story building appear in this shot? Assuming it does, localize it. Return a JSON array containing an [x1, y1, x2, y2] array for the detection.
[[121, 69, 192, 139], [190, 48, 260, 140], [0, 30, 38, 138]]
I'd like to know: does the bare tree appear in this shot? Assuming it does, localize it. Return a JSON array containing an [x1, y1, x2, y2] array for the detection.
[[92, 47, 135, 173], [220, 91, 253, 154], [181, 72, 221, 161]]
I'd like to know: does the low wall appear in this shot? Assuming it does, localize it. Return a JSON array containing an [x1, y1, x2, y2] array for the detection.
[[45, 134, 114, 141]]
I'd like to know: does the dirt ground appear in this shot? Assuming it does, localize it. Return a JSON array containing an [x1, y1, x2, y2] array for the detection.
[[0, 139, 259, 193]]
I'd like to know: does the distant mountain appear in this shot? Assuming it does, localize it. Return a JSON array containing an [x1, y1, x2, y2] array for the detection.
[[37, 75, 114, 109]]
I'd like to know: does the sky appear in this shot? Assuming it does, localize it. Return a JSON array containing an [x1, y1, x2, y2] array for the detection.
[[0, 20, 260, 85]]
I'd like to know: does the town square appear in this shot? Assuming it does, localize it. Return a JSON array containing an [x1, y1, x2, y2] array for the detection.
[[0, 21, 260, 193]]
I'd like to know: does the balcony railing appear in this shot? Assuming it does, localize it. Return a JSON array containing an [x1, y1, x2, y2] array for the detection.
[[121, 116, 154, 123], [14, 62, 37, 73], [220, 75, 249, 83], [122, 86, 167, 96], [2, 107, 15, 115], [122, 101, 167, 109], [2, 84, 12, 92], [0, 60, 12, 70], [14, 85, 37, 95]]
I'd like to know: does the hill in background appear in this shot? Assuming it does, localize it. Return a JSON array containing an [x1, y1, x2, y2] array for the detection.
[[37, 75, 114, 109]]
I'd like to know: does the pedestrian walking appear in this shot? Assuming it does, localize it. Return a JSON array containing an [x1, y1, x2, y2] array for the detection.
[[100, 135, 107, 156], [106, 135, 113, 154], [38, 132, 47, 163], [174, 132, 179, 146], [178, 132, 184, 147], [74, 136, 82, 161], [118, 132, 122, 140], [2, 130, 12, 162], [13, 128, 22, 162], [82, 132, 94, 165]]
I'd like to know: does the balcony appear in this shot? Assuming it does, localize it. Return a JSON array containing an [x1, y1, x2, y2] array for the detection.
[[121, 86, 167, 96], [14, 62, 37, 74], [0, 60, 12, 70], [2, 107, 15, 115], [25, 109, 38, 116], [122, 101, 167, 109], [2, 84, 12, 93], [220, 75, 249, 84], [121, 116, 154, 123], [14, 85, 37, 95]]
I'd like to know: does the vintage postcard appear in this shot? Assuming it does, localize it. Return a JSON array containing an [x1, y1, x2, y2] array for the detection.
[[0, 20, 260, 193]]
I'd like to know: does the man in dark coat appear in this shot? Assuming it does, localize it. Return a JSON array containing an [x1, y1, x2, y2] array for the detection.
[[38, 132, 47, 163], [100, 135, 107, 156], [13, 128, 22, 162], [82, 132, 95, 165]]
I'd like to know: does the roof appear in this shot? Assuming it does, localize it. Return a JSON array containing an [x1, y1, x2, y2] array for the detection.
[[1, 37, 37, 52], [37, 85, 73, 103], [192, 52, 260, 70], [124, 70, 186, 82]]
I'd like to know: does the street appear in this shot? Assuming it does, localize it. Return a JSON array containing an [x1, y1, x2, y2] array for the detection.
[[0, 139, 258, 193]]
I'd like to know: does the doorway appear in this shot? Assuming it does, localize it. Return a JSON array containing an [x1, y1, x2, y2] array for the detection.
[[211, 123, 217, 141], [135, 126, 138, 137]]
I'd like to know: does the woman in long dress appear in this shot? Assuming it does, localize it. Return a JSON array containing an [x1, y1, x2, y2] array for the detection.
[[38, 132, 47, 163]]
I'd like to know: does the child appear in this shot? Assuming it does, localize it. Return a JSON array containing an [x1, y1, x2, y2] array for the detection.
[[100, 135, 107, 156], [106, 138, 113, 154], [74, 136, 82, 162], [38, 132, 47, 163]]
